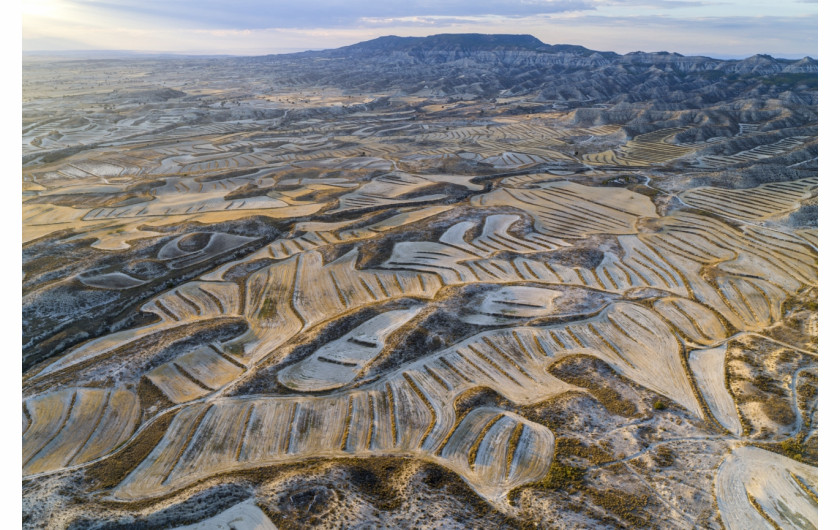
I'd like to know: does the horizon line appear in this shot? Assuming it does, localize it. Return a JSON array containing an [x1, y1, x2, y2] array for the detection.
[[21, 48, 818, 62]]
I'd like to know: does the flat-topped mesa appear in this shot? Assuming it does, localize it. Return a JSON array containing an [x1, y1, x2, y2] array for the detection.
[[245, 34, 819, 104]]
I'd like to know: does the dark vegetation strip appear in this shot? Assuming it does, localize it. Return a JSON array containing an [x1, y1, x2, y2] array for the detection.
[[209, 343, 247, 368], [386, 383, 398, 446], [340, 397, 354, 451], [506, 423, 525, 479], [235, 404, 255, 462], [87, 408, 179, 489], [172, 362, 214, 392], [747, 492, 784, 530]]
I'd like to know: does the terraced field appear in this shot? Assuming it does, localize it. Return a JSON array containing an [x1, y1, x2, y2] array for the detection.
[[583, 127, 697, 166], [698, 136, 814, 168], [23, 43, 817, 529], [23, 387, 140, 476], [680, 176, 818, 221]]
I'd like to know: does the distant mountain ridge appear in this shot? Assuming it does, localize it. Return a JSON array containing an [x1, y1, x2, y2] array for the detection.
[[250, 33, 816, 104], [286, 33, 815, 71]]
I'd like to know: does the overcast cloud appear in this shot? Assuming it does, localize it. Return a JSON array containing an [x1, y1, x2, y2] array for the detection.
[[22, 0, 818, 58]]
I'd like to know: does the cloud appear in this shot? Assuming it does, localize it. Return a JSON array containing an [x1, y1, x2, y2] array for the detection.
[[58, 0, 596, 30], [357, 16, 486, 27], [539, 13, 817, 57], [595, 0, 721, 7]]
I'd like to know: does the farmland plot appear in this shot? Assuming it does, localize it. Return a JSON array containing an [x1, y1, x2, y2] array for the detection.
[[331, 172, 450, 213], [146, 346, 246, 403], [292, 156, 395, 171], [460, 285, 565, 325], [583, 127, 696, 166], [158, 232, 257, 269], [796, 228, 817, 248], [653, 298, 728, 346], [380, 214, 573, 284], [77, 271, 148, 290], [23, 203, 94, 243], [23, 387, 139, 475], [278, 307, 423, 391], [715, 446, 816, 529], [680, 177, 818, 221], [82, 176, 295, 220], [639, 211, 817, 331], [697, 136, 813, 168], [58, 243, 442, 375], [35, 180, 818, 394], [111, 392, 554, 504], [174, 501, 276, 530], [475, 151, 561, 168], [472, 180, 657, 239], [688, 346, 741, 435], [239, 249, 442, 360]]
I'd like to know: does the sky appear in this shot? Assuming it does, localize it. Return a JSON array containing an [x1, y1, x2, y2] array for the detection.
[[22, 0, 818, 59]]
